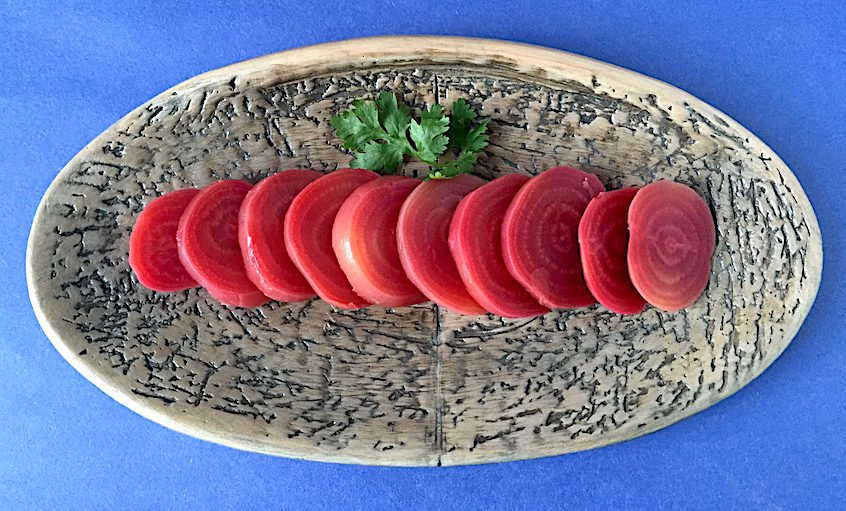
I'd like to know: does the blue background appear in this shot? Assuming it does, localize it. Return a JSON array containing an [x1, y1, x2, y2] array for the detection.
[[1, 1, 844, 509]]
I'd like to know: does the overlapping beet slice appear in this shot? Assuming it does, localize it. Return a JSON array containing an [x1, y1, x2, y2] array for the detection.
[[284, 168, 378, 309], [449, 174, 548, 318], [397, 174, 486, 315], [333, 176, 426, 307], [135, 161, 715, 317], [238, 169, 322, 302], [627, 180, 715, 312], [501, 166, 604, 308], [129, 188, 200, 292], [177, 180, 269, 307], [578, 187, 646, 314]]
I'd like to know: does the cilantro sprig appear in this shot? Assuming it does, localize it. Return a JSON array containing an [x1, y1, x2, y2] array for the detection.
[[429, 98, 489, 179], [331, 92, 488, 179]]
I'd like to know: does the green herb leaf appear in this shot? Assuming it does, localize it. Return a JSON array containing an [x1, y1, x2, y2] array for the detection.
[[331, 101, 384, 150], [409, 104, 449, 163], [374, 90, 411, 139], [446, 98, 476, 149], [332, 92, 422, 174], [426, 100, 489, 179], [350, 140, 405, 174], [428, 151, 480, 180]]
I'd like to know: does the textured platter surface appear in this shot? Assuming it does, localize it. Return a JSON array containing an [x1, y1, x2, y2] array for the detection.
[[27, 36, 822, 466]]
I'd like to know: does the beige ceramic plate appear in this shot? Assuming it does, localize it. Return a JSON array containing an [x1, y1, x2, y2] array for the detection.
[[27, 36, 821, 466]]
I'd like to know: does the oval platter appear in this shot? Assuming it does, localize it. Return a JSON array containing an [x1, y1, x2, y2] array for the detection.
[[27, 36, 822, 466]]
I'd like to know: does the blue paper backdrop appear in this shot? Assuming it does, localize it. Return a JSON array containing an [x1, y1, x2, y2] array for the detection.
[[1, 1, 844, 509]]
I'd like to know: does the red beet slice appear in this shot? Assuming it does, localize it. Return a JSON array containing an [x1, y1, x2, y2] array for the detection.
[[627, 180, 715, 312], [238, 169, 322, 302], [397, 174, 486, 315], [177, 179, 269, 308], [333, 176, 426, 307], [129, 188, 200, 292], [502, 166, 604, 308], [284, 168, 379, 309], [578, 187, 646, 314], [449, 174, 548, 318]]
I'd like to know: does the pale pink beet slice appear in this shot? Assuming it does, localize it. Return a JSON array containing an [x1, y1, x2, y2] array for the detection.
[[397, 174, 486, 315], [449, 174, 548, 318], [130, 188, 200, 292], [238, 169, 322, 302], [627, 180, 715, 312], [332, 176, 426, 307], [284, 168, 378, 309], [578, 187, 646, 314], [501, 166, 604, 308], [177, 180, 269, 308]]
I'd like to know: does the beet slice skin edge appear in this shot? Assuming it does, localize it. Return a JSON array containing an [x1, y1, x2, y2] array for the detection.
[[238, 169, 322, 302], [627, 180, 715, 312], [130, 188, 200, 292], [502, 166, 605, 309], [397, 174, 486, 315], [578, 187, 646, 314], [285, 168, 379, 309], [333, 176, 426, 307], [177, 179, 269, 308], [450, 174, 548, 318]]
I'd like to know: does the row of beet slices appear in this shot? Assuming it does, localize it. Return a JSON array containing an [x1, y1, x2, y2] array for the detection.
[[129, 166, 715, 318]]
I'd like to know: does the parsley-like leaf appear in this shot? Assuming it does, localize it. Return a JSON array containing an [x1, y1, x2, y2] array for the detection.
[[332, 92, 430, 174], [426, 100, 489, 179], [446, 98, 476, 149], [331, 100, 384, 150], [428, 151, 480, 180], [350, 140, 405, 174], [409, 104, 449, 163], [374, 90, 411, 139], [463, 120, 489, 153]]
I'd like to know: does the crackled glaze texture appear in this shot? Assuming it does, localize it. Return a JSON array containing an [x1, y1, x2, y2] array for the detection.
[[27, 37, 821, 466]]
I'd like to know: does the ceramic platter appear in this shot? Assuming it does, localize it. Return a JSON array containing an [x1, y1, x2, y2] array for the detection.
[[27, 37, 822, 466]]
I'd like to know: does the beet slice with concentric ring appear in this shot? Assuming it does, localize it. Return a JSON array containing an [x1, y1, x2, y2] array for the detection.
[[449, 174, 548, 318], [130, 188, 200, 292], [284, 168, 379, 309], [332, 176, 426, 307], [627, 180, 715, 312], [501, 166, 604, 308], [177, 180, 269, 308], [397, 174, 486, 315], [238, 169, 322, 302], [578, 187, 646, 314]]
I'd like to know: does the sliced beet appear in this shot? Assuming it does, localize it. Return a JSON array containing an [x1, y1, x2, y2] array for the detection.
[[501, 166, 604, 308], [397, 174, 486, 315], [449, 174, 548, 318], [578, 187, 646, 314], [284, 168, 379, 309], [129, 188, 200, 292], [627, 180, 715, 312], [333, 176, 426, 307], [177, 180, 269, 308], [238, 169, 322, 302]]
